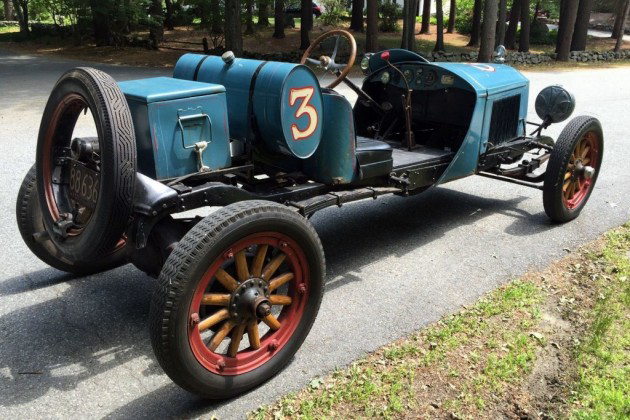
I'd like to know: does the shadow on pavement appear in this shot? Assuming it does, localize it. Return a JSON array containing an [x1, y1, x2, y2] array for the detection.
[[0, 185, 553, 416]]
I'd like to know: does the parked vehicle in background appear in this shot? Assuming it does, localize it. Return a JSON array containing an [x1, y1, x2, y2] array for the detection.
[[285, 1, 322, 18]]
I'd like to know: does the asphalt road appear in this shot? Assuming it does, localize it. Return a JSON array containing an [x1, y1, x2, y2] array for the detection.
[[1, 50, 629, 419]]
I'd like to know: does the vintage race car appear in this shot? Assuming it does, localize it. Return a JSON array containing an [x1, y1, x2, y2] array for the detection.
[[17, 30, 603, 398]]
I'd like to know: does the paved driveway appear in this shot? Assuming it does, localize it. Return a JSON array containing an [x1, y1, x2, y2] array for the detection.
[[0, 50, 629, 419]]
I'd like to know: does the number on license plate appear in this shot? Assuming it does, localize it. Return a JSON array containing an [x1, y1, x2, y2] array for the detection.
[[68, 164, 100, 209]]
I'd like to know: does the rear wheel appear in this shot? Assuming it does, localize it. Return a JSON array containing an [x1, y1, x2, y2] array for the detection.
[[17, 165, 128, 275], [150, 201, 325, 398], [35, 67, 136, 261], [543, 116, 603, 223]]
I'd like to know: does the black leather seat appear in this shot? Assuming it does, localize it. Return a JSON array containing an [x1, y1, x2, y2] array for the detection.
[[356, 136, 393, 179]]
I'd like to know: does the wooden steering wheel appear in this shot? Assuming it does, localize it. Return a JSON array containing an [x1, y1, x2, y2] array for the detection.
[[300, 29, 357, 89]]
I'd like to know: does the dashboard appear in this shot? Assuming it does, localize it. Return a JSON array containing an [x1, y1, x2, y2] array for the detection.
[[368, 63, 462, 92]]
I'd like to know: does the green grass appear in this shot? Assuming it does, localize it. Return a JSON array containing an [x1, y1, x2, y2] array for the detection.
[[569, 226, 630, 419], [250, 280, 544, 419], [251, 224, 630, 419], [0, 26, 19, 34]]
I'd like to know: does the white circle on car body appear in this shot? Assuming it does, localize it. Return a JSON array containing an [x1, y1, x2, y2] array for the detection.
[[465, 63, 496, 72]]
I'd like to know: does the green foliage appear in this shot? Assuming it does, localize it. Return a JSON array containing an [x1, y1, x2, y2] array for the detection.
[[320, 0, 345, 26], [379, 1, 400, 32], [455, 0, 475, 35]]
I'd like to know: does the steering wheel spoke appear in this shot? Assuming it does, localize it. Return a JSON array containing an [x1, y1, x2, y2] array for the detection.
[[305, 57, 321, 67], [331, 35, 340, 61], [300, 29, 357, 89]]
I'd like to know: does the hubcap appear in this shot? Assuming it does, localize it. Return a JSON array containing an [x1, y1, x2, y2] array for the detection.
[[230, 278, 270, 319]]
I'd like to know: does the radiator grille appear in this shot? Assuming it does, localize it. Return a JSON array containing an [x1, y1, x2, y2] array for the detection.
[[489, 95, 520, 146]]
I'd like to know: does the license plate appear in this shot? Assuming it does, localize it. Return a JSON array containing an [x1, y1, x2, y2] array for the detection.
[[68, 163, 100, 209]]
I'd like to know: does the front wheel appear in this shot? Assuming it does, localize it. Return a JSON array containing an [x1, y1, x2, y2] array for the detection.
[[543, 116, 603, 223], [149, 201, 325, 398]]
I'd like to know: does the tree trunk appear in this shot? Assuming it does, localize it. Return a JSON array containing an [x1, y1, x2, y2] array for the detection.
[[402, 0, 418, 50], [420, 0, 431, 34], [12, 0, 28, 34], [245, 0, 255, 34], [612, 0, 625, 38], [468, 0, 482, 47], [273, 0, 285, 39], [164, 0, 174, 30], [571, 0, 593, 51], [149, 0, 164, 45], [211, 0, 222, 34], [402, 0, 410, 49], [519, 0, 530, 52], [556, 0, 579, 61], [615, 0, 630, 51], [505, 0, 521, 49], [479, 0, 497, 61], [4, 0, 13, 20], [497, 0, 507, 46], [257, 0, 269, 26], [366, 0, 378, 51], [434, 0, 445, 51], [447, 0, 456, 33], [300, 0, 312, 48], [350, 0, 364, 31], [225, 0, 243, 54], [90, 0, 109, 45]]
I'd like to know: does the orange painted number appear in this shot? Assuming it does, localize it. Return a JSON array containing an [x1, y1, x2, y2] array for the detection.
[[289, 87, 318, 141]]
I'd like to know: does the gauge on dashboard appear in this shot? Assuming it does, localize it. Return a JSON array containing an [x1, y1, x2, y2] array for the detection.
[[380, 71, 391, 84], [441, 74, 455, 86], [424, 69, 437, 86], [403, 69, 413, 82], [415, 69, 423, 85]]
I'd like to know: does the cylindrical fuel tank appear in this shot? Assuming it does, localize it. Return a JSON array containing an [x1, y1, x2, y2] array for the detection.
[[174, 54, 323, 159]]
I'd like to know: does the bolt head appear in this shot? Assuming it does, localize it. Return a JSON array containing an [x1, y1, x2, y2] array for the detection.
[[217, 358, 226, 370], [189, 313, 200, 327], [268, 339, 279, 351], [280, 241, 288, 248], [298, 284, 307, 294]]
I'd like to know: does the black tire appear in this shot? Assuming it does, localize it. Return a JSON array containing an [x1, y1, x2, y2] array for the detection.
[[149, 200, 325, 399], [36, 67, 136, 261], [543, 116, 603, 223], [17, 165, 129, 276]]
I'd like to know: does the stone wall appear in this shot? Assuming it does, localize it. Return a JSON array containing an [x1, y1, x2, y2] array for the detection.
[[429, 49, 630, 65], [240, 49, 630, 67], [0, 20, 18, 27]]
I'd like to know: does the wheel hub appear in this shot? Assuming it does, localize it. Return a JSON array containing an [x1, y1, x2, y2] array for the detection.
[[230, 278, 270, 320]]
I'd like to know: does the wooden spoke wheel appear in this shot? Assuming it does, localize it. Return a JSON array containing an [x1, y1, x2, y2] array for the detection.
[[543, 116, 603, 223], [35, 67, 136, 261], [150, 201, 325, 399], [189, 232, 308, 375], [562, 131, 599, 210]]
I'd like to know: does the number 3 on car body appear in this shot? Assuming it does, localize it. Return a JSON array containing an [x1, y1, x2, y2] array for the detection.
[[289, 86, 318, 141]]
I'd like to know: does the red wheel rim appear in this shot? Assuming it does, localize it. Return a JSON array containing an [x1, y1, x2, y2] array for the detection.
[[188, 232, 310, 375], [563, 131, 599, 210], [41, 93, 93, 235]]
